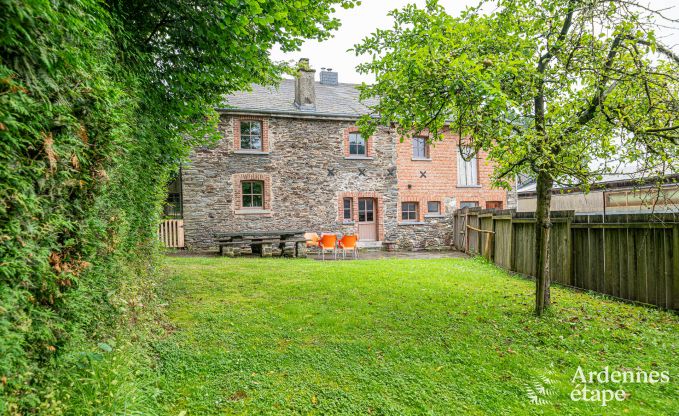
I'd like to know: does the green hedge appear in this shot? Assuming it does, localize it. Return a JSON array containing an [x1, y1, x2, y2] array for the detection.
[[1, 0, 356, 412], [0, 1, 167, 411]]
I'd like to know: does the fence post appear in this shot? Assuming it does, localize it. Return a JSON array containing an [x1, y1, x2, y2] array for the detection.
[[510, 210, 516, 271], [566, 212, 574, 286]]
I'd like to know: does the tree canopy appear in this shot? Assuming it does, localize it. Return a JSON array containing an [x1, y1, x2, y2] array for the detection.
[[354, 0, 679, 314]]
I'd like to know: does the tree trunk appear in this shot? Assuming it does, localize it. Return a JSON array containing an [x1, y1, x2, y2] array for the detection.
[[534, 171, 553, 316]]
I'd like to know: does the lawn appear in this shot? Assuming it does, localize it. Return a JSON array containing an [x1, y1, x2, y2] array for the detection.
[[156, 256, 679, 415]]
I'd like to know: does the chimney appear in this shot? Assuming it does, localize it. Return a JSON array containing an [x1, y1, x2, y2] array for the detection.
[[294, 58, 316, 111], [320, 67, 338, 86]]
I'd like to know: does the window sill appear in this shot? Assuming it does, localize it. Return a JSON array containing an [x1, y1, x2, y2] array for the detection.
[[234, 209, 271, 215], [344, 156, 373, 160], [234, 150, 270, 155], [457, 184, 482, 188], [398, 221, 427, 226], [424, 214, 445, 218], [411, 157, 432, 161], [341, 220, 355, 225]]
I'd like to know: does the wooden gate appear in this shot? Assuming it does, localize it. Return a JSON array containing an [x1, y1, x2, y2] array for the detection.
[[159, 219, 185, 248]]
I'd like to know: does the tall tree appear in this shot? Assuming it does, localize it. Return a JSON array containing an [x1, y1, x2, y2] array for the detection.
[[354, 0, 679, 315]]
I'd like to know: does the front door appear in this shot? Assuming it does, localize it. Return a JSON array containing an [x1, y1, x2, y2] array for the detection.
[[358, 198, 377, 241]]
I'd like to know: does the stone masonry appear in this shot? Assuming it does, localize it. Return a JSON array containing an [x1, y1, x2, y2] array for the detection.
[[183, 114, 399, 250]]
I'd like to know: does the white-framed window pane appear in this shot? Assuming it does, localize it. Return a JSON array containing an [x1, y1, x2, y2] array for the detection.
[[240, 121, 262, 150], [401, 202, 418, 221], [241, 180, 263, 208], [349, 133, 366, 155], [343, 198, 352, 220], [412, 137, 428, 158], [458, 147, 478, 186], [427, 201, 440, 214]]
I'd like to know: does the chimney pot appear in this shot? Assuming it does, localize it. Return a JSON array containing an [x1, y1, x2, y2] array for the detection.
[[319, 67, 338, 86]]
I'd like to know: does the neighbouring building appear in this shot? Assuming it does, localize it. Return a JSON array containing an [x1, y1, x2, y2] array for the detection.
[[516, 174, 679, 214], [177, 59, 506, 251]]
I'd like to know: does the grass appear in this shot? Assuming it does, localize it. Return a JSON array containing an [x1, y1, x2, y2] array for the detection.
[[156, 256, 679, 415]]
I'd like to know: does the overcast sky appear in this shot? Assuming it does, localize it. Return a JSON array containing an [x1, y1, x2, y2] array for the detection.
[[270, 0, 679, 84]]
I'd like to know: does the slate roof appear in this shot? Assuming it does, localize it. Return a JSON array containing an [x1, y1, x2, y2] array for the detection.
[[219, 78, 377, 118]]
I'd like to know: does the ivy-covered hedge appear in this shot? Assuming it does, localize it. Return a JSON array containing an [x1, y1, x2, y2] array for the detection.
[[1, 0, 357, 412], [0, 1, 167, 411]]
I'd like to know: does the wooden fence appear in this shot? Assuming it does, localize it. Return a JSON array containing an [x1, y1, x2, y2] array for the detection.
[[158, 219, 185, 248], [453, 208, 679, 310]]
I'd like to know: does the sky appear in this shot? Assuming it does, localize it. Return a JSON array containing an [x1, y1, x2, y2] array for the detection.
[[270, 0, 679, 84]]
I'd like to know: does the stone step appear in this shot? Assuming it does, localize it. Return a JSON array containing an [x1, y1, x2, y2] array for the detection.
[[357, 241, 383, 250]]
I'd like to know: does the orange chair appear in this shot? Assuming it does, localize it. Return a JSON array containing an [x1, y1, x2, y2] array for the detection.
[[338, 234, 359, 260], [318, 234, 337, 260], [304, 232, 320, 249]]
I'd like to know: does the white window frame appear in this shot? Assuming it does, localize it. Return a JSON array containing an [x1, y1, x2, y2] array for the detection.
[[457, 146, 478, 186]]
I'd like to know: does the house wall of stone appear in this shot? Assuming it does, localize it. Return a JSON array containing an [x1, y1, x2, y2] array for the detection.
[[182, 113, 399, 250], [387, 216, 454, 251], [182, 114, 509, 251]]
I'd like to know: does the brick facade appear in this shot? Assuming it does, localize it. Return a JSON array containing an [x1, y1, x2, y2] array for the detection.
[[182, 115, 506, 251], [395, 127, 506, 214]]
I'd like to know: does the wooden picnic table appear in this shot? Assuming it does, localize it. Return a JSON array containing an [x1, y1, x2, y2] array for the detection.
[[214, 230, 307, 258]]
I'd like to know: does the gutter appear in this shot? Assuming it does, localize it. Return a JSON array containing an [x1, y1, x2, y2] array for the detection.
[[215, 107, 366, 121]]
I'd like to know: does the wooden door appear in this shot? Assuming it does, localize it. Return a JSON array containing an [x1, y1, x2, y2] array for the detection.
[[358, 198, 377, 241]]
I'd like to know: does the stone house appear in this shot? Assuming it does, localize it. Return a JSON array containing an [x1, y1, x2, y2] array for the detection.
[[178, 60, 506, 251]]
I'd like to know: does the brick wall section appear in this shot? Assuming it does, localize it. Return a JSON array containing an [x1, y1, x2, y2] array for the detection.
[[388, 127, 506, 250], [233, 116, 270, 152], [395, 127, 506, 212], [182, 114, 398, 249]]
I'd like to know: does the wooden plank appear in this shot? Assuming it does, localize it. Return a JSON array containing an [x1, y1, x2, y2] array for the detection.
[[653, 229, 665, 308], [672, 226, 679, 310], [572, 228, 583, 289], [604, 228, 617, 297], [617, 228, 627, 299], [594, 228, 605, 293], [627, 227, 637, 301], [636, 229, 649, 304], [647, 228, 659, 307], [494, 218, 512, 270], [585, 222, 594, 291]]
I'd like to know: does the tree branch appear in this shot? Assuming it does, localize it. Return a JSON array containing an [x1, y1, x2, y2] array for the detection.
[[629, 37, 679, 64]]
